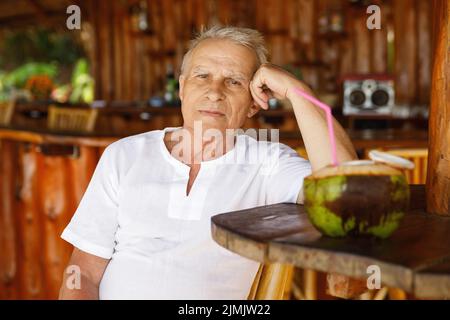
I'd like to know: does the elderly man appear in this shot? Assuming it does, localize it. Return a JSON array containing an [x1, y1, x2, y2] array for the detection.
[[59, 26, 356, 299]]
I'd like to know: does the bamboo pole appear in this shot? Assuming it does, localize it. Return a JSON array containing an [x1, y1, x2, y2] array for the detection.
[[426, 0, 450, 216]]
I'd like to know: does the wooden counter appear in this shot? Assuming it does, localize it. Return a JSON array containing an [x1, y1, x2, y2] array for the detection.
[[0, 125, 428, 299], [0, 126, 112, 299]]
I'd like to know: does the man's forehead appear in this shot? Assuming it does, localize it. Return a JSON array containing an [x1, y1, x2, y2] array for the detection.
[[191, 63, 249, 78], [189, 39, 257, 74]]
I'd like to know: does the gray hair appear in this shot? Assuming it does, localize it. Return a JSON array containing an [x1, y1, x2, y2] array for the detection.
[[180, 26, 268, 75]]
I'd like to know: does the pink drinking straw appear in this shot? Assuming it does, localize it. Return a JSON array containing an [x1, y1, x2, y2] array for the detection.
[[293, 88, 338, 166]]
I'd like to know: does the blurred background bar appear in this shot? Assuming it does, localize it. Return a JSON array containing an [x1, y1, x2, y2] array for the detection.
[[0, 0, 439, 300]]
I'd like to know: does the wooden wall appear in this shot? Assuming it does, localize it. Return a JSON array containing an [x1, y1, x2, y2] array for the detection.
[[83, 0, 432, 106], [0, 138, 105, 299]]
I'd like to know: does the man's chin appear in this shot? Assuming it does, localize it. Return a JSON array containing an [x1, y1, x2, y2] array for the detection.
[[198, 111, 226, 118], [189, 118, 227, 131], [195, 115, 226, 125]]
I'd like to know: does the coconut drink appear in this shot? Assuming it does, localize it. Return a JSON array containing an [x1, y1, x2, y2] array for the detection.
[[291, 88, 414, 239], [303, 152, 414, 239]]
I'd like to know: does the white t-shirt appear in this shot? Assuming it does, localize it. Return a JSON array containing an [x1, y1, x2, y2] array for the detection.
[[61, 126, 312, 299]]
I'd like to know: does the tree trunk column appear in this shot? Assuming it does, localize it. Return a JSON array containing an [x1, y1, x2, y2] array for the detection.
[[427, 0, 450, 216]]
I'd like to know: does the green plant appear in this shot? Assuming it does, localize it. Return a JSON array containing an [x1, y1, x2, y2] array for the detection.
[[0, 28, 85, 69], [2, 62, 57, 89], [0, 28, 92, 103], [69, 59, 94, 103], [0, 71, 8, 102]]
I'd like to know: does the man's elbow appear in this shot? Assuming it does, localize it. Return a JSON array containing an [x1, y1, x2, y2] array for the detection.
[[58, 248, 109, 300], [59, 272, 100, 300]]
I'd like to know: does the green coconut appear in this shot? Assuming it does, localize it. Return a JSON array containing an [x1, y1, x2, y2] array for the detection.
[[303, 160, 410, 239]]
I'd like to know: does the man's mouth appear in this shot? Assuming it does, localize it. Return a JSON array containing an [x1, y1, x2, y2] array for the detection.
[[198, 110, 225, 117]]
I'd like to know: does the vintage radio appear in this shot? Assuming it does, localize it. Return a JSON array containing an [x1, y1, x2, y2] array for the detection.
[[342, 75, 395, 116]]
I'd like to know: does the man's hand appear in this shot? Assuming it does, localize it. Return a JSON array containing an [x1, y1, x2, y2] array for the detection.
[[249, 63, 357, 171], [249, 63, 312, 110]]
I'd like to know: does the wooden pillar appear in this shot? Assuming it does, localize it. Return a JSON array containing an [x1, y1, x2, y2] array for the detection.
[[426, 0, 450, 216]]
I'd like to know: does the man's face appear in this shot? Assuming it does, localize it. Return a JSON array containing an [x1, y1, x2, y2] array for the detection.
[[179, 39, 260, 133]]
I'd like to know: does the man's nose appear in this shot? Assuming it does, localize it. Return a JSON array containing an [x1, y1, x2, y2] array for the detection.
[[206, 80, 225, 101]]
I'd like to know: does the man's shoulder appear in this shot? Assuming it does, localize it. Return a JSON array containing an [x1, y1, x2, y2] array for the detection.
[[108, 129, 161, 151]]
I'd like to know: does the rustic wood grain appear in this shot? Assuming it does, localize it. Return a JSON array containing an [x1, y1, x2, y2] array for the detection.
[[416, 0, 432, 105], [0, 140, 18, 299], [394, 0, 417, 104], [16, 143, 45, 299], [371, 2, 387, 74], [0, 136, 103, 299], [426, 0, 450, 216], [79, 0, 432, 104]]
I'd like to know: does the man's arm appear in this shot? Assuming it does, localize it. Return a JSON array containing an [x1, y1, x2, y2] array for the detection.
[[59, 248, 110, 300], [287, 85, 357, 171], [250, 63, 357, 172]]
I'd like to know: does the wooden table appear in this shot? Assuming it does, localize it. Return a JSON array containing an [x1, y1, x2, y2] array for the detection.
[[211, 185, 450, 299]]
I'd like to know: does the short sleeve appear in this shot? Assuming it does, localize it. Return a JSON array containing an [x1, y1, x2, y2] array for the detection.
[[264, 143, 312, 205], [61, 143, 121, 259]]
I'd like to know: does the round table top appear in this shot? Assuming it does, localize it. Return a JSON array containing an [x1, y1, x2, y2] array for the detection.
[[211, 185, 450, 299]]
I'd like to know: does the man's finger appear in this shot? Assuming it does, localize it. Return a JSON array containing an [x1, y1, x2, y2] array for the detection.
[[249, 81, 268, 110], [251, 72, 272, 105], [252, 80, 269, 109], [249, 81, 264, 108]]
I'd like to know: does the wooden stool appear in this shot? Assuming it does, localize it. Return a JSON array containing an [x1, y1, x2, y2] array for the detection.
[[247, 263, 294, 300], [0, 100, 15, 125], [47, 105, 98, 132]]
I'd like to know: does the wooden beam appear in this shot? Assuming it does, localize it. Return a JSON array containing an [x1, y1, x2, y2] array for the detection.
[[426, 0, 450, 216], [27, 0, 49, 21]]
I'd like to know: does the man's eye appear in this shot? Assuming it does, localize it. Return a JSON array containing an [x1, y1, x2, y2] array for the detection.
[[229, 79, 241, 86], [196, 74, 208, 79]]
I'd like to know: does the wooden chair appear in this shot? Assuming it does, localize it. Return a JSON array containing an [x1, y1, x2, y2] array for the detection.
[[295, 146, 308, 160], [0, 100, 15, 125], [364, 148, 428, 184], [368, 148, 428, 184], [47, 105, 98, 132]]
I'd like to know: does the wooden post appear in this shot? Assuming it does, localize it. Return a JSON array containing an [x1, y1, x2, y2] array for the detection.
[[426, 0, 450, 216]]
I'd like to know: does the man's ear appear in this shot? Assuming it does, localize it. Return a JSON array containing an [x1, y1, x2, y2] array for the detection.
[[179, 75, 185, 101], [247, 101, 261, 118]]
